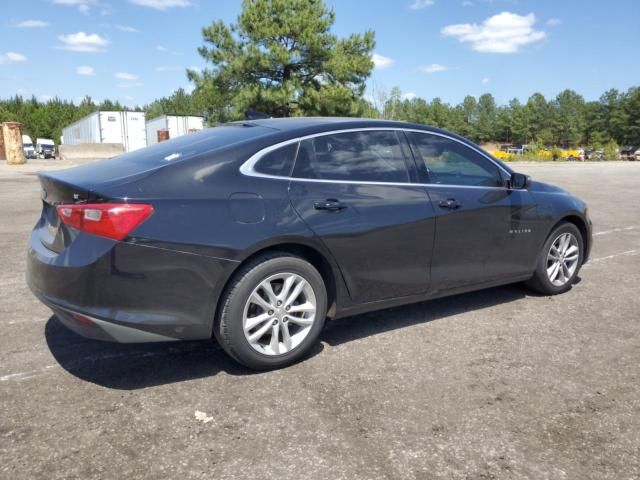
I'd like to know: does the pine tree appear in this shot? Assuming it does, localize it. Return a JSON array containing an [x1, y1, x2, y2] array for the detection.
[[189, 0, 375, 121]]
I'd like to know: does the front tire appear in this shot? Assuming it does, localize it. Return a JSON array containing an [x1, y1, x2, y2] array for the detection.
[[215, 253, 327, 370], [526, 222, 583, 295]]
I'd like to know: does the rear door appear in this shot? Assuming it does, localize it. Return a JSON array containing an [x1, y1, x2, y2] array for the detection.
[[288, 130, 436, 304], [406, 131, 538, 291]]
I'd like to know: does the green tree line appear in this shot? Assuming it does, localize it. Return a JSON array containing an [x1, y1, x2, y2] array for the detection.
[[2, 85, 638, 148], [369, 86, 640, 147], [0, 95, 142, 145]]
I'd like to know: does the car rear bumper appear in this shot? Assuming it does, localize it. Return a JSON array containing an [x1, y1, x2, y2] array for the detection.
[[27, 229, 237, 342]]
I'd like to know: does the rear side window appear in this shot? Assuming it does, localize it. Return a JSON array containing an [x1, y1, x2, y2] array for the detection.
[[293, 130, 410, 183], [254, 143, 297, 177], [408, 132, 503, 187]]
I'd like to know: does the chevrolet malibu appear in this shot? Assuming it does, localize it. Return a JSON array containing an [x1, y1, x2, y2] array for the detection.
[[27, 118, 592, 370]]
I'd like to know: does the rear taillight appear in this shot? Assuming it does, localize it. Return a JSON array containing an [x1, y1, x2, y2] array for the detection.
[[56, 203, 154, 241]]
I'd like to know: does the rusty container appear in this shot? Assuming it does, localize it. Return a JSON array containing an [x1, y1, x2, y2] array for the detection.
[[0, 125, 5, 160], [2, 122, 26, 165], [157, 129, 170, 143]]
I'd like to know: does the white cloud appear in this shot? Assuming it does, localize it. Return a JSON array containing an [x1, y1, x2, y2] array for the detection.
[[53, 0, 97, 15], [57, 32, 109, 52], [156, 45, 169, 52], [482, 77, 490, 84], [402, 93, 417, 101], [0, 52, 28, 65], [547, 18, 561, 26], [16, 20, 49, 28], [115, 72, 139, 81], [155, 65, 182, 72], [410, 0, 434, 9], [372, 53, 394, 69], [76, 65, 95, 75], [129, 0, 191, 10], [116, 25, 140, 32], [462, 0, 473, 6], [442, 12, 546, 54], [117, 82, 144, 88], [418, 63, 448, 73], [40, 95, 53, 102]]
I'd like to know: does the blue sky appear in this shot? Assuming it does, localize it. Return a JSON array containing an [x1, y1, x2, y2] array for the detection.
[[1, 0, 638, 107]]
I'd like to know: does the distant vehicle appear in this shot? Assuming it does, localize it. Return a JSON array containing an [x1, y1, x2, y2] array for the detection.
[[557, 149, 582, 161], [507, 145, 524, 155], [594, 149, 605, 161], [36, 138, 56, 159], [583, 148, 593, 160], [620, 146, 638, 160], [22, 135, 37, 159]]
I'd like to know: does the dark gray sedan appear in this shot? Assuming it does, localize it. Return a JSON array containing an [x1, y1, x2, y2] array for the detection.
[[27, 118, 592, 370]]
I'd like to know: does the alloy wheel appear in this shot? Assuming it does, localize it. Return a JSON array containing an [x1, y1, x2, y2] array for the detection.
[[242, 272, 317, 355], [546, 232, 580, 287]]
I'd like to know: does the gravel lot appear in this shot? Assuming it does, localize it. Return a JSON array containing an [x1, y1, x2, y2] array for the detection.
[[1, 160, 639, 480]]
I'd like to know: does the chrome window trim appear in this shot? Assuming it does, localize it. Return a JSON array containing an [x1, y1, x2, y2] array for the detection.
[[239, 127, 516, 190]]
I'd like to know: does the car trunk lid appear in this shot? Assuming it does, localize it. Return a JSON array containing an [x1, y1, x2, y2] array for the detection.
[[37, 173, 104, 253]]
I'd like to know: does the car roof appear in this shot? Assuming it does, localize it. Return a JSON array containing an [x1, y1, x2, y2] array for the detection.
[[234, 117, 442, 135]]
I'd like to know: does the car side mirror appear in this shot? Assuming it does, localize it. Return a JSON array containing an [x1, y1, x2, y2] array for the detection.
[[509, 172, 531, 190]]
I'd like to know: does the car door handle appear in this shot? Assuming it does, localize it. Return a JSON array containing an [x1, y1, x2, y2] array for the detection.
[[438, 198, 463, 210], [314, 199, 347, 212]]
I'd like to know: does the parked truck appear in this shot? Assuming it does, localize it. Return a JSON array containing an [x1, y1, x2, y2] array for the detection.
[[22, 135, 37, 159], [36, 138, 56, 159]]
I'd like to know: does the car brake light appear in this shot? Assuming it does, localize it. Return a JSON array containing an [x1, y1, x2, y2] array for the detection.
[[56, 203, 154, 241]]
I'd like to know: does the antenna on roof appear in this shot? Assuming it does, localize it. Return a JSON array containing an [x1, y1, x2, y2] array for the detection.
[[244, 110, 271, 120]]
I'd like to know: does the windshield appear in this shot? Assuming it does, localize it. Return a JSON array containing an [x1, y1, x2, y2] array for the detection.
[[42, 145, 54, 150], [23, 143, 33, 148]]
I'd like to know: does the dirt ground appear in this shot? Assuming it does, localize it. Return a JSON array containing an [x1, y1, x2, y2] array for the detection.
[[1, 160, 639, 480]]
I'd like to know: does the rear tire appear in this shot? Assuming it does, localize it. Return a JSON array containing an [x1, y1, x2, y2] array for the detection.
[[215, 253, 327, 370], [526, 222, 583, 295]]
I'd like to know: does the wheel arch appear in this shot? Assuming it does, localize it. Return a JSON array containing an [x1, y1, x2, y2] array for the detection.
[[551, 214, 590, 263], [211, 239, 345, 338]]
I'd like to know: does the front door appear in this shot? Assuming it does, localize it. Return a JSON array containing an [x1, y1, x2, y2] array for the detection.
[[288, 130, 436, 304], [406, 131, 538, 291]]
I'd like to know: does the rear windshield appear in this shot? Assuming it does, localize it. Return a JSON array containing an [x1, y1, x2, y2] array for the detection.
[[45, 124, 277, 190], [115, 124, 275, 166]]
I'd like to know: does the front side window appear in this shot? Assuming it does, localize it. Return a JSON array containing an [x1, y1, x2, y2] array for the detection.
[[254, 142, 298, 176], [293, 130, 410, 183], [408, 132, 504, 187]]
